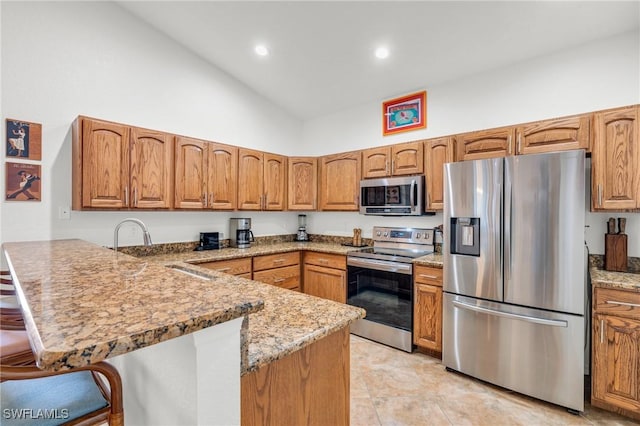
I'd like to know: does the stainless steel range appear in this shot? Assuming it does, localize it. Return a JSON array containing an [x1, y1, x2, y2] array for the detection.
[[347, 226, 434, 352]]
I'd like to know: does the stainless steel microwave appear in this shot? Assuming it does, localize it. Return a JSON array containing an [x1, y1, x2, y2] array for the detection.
[[359, 175, 428, 216]]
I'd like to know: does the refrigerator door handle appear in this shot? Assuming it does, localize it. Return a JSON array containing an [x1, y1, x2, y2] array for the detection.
[[452, 300, 568, 328]]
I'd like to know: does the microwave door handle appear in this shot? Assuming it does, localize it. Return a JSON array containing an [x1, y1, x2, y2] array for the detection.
[[410, 179, 416, 211]]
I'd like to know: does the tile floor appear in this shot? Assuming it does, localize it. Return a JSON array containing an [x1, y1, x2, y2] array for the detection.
[[350, 335, 639, 426]]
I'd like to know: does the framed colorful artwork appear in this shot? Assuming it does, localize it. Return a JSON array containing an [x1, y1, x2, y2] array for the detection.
[[382, 91, 427, 136], [5, 162, 41, 201], [6, 118, 42, 160]]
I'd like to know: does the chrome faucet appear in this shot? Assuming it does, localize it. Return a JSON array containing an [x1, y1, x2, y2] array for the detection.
[[113, 218, 153, 253]]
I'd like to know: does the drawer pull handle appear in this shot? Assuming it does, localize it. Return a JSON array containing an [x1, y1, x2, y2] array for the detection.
[[273, 259, 285, 263], [600, 319, 604, 344], [418, 274, 439, 279], [217, 267, 231, 272], [318, 259, 329, 264], [606, 300, 640, 308], [274, 278, 286, 283]]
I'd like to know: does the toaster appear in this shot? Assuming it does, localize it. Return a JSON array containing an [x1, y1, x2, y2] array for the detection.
[[194, 232, 221, 251]]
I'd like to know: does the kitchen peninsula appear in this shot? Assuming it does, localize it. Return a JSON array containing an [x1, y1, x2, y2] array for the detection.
[[2, 239, 365, 425]]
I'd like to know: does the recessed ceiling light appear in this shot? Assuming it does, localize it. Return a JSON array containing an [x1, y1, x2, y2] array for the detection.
[[255, 45, 269, 56], [375, 47, 389, 59]]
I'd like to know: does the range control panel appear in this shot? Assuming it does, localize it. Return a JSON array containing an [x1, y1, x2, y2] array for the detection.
[[372, 226, 434, 245]]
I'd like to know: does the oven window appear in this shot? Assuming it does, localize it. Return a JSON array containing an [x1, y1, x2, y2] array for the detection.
[[347, 266, 412, 331]]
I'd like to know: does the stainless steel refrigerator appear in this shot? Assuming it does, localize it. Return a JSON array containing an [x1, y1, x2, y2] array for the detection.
[[443, 150, 586, 412]]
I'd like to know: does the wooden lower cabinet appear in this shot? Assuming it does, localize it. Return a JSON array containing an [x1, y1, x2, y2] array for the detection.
[[241, 327, 350, 426], [198, 258, 252, 278], [302, 252, 347, 303], [413, 265, 443, 353], [253, 252, 301, 291], [592, 287, 640, 421]]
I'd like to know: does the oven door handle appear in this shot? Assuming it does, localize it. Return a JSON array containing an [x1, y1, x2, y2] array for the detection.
[[347, 257, 412, 275]]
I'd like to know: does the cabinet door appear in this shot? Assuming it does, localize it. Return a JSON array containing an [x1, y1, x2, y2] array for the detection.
[[263, 153, 287, 211], [318, 152, 361, 211], [413, 283, 442, 351], [207, 142, 237, 210], [516, 115, 590, 155], [592, 314, 640, 415], [130, 127, 173, 209], [81, 118, 129, 208], [174, 136, 207, 209], [592, 106, 640, 211], [391, 141, 424, 176], [424, 137, 454, 211], [253, 265, 300, 291], [456, 127, 515, 161], [362, 146, 390, 178], [303, 264, 346, 303], [238, 148, 264, 210], [288, 157, 317, 210]]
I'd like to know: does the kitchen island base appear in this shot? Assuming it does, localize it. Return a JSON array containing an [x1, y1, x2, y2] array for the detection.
[[109, 317, 244, 425], [241, 326, 350, 426]]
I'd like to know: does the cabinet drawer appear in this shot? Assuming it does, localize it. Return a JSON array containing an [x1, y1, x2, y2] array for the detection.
[[594, 287, 640, 318], [198, 258, 252, 276], [253, 265, 300, 290], [414, 265, 443, 287], [303, 252, 346, 270], [253, 251, 300, 272]]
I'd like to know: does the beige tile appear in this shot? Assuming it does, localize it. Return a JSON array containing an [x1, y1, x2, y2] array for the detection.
[[351, 397, 381, 426], [373, 396, 452, 426], [350, 334, 639, 426]]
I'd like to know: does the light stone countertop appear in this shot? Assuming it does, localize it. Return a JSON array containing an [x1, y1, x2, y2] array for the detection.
[[142, 242, 368, 374], [2, 239, 264, 371], [589, 267, 640, 293]]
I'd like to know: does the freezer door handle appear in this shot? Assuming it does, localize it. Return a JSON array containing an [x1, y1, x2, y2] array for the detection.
[[452, 300, 568, 327]]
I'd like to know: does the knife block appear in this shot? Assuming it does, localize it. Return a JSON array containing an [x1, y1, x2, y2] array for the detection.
[[604, 234, 627, 272]]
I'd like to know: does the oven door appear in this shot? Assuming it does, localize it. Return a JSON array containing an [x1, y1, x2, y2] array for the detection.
[[347, 257, 414, 351]]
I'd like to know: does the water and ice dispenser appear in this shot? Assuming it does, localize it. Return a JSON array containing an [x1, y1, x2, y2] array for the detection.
[[449, 217, 480, 256]]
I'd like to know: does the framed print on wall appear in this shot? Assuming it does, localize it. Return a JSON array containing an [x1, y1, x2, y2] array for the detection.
[[5, 162, 41, 201], [6, 118, 42, 160], [382, 91, 427, 136]]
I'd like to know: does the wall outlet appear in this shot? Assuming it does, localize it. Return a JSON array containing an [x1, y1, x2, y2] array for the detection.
[[58, 206, 71, 220]]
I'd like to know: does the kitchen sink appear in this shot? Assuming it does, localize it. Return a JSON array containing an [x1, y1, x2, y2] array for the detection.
[[167, 265, 215, 281]]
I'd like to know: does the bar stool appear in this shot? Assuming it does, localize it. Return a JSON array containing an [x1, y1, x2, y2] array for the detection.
[[0, 329, 34, 365], [1, 361, 124, 426]]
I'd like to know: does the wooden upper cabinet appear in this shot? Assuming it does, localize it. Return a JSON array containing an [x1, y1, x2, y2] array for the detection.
[[288, 157, 317, 210], [319, 151, 361, 211], [174, 136, 207, 209], [424, 137, 454, 211], [238, 148, 264, 210], [207, 143, 237, 210], [516, 114, 590, 155], [361, 141, 423, 178], [392, 141, 424, 176], [456, 126, 515, 161], [362, 146, 389, 178], [238, 149, 286, 211], [130, 127, 173, 209], [592, 105, 640, 211], [264, 153, 287, 211], [76, 118, 129, 209]]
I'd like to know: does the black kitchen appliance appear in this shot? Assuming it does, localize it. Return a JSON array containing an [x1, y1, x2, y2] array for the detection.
[[194, 232, 221, 251], [347, 226, 434, 352]]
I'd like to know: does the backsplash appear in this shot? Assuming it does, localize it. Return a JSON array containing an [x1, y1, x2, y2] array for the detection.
[[589, 255, 640, 274]]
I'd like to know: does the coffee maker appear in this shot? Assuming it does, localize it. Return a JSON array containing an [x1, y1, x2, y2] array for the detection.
[[295, 214, 310, 242], [230, 218, 254, 248]]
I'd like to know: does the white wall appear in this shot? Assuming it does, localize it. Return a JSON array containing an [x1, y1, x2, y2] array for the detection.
[[1, 1, 302, 247], [1, 3, 638, 255], [304, 30, 640, 256]]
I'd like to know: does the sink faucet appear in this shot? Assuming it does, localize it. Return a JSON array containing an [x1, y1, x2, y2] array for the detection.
[[113, 218, 153, 253]]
